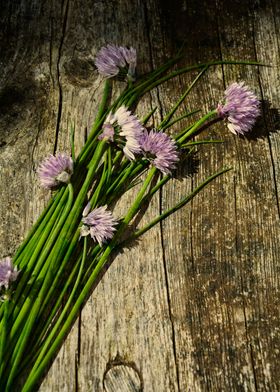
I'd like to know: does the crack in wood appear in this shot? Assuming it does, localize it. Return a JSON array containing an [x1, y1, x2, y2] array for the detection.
[[53, 0, 70, 155], [250, 8, 280, 219]]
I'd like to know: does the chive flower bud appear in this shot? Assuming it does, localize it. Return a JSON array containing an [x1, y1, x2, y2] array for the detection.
[[38, 153, 73, 189], [95, 44, 137, 81], [139, 129, 179, 174], [217, 82, 260, 135], [81, 205, 118, 246], [99, 106, 143, 160], [0, 257, 19, 290]]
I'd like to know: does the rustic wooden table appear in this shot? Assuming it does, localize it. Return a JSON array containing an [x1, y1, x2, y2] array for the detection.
[[0, 0, 279, 391]]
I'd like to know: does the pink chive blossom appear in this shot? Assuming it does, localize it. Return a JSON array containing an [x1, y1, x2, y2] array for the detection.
[[38, 153, 73, 189], [217, 82, 261, 135], [99, 106, 143, 160], [95, 44, 137, 80], [80, 205, 118, 246], [0, 257, 19, 290], [139, 129, 179, 175]]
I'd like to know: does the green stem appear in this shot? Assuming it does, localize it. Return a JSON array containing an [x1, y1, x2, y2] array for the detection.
[[36, 230, 80, 329], [4, 188, 69, 325], [17, 230, 82, 372], [38, 141, 106, 280], [181, 139, 223, 147], [124, 167, 232, 242], [102, 162, 137, 202], [141, 60, 266, 96], [89, 151, 109, 208], [78, 80, 112, 164], [158, 67, 208, 129], [21, 237, 88, 392], [9, 190, 69, 314], [80, 247, 103, 286], [70, 122, 76, 162], [7, 143, 105, 364], [141, 107, 157, 125], [122, 167, 157, 226], [13, 188, 65, 267], [0, 189, 67, 328], [4, 184, 74, 389], [18, 246, 108, 392], [0, 299, 10, 381], [160, 109, 200, 131], [17, 167, 157, 391], [177, 109, 218, 145], [106, 146, 112, 185], [95, 80, 112, 124]]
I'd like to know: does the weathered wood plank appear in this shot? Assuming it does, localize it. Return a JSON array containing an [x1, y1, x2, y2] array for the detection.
[[0, 0, 78, 390], [0, 0, 279, 391], [159, 0, 280, 390], [217, 1, 280, 390]]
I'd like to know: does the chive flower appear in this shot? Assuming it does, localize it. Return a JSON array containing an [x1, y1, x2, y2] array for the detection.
[[217, 82, 260, 135], [0, 257, 19, 290], [95, 44, 137, 80], [139, 129, 179, 174], [81, 205, 118, 246], [99, 106, 143, 160], [38, 153, 73, 189]]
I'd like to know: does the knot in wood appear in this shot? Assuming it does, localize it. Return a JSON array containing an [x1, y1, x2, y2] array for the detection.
[[104, 363, 142, 392]]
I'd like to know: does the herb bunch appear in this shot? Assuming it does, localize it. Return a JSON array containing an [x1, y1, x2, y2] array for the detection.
[[0, 44, 260, 391]]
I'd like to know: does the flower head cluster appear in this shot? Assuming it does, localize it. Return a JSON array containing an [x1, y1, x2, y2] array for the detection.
[[0, 257, 19, 290], [38, 153, 73, 189], [81, 205, 118, 246], [95, 44, 137, 80], [139, 129, 179, 174], [99, 106, 143, 160], [218, 82, 260, 135]]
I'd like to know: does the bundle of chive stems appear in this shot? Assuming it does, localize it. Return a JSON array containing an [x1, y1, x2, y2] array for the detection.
[[0, 48, 261, 391]]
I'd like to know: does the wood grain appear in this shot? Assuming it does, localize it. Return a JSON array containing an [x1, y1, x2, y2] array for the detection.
[[0, 0, 279, 391]]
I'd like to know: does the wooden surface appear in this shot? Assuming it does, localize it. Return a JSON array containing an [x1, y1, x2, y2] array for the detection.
[[0, 0, 279, 391]]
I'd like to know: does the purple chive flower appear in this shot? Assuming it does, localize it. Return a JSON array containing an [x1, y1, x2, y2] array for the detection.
[[81, 205, 118, 246], [99, 106, 143, 160], [0, 257, 19, 290], [38, 153, 73, 189], [140, 129, 179, 175], [99, 123, 115, 142], [217, 82, 261, 135], [95, 44, 137, 80]]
